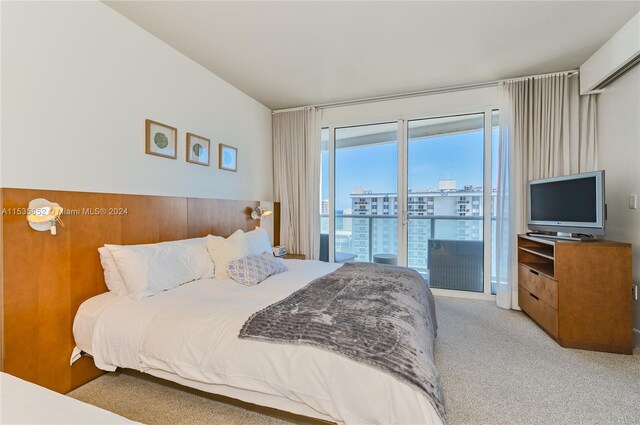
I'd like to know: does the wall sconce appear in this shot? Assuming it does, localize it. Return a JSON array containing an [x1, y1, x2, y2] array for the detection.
[[27, 198, 65, 235], [251, 206, 273, 220], [253, 202, 275, 245]]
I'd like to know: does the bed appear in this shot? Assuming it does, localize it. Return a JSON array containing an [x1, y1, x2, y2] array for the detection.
[[0, 372, 136, 424], [73, 259, 444, 425]]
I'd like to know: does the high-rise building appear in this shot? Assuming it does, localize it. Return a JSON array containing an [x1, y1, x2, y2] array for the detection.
[[349, 181, 493, 219], [338, 181, 496, 270], [321, 181, 496, 272], [320, 199, 329, 215]]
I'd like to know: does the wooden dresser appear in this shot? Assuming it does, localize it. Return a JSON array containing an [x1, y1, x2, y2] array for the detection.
[[517, 234, 632, 354]]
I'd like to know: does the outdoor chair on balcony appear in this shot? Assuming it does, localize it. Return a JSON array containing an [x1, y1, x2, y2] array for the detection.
[[427, 239, 483, 291], [319, 234, 358, 263]]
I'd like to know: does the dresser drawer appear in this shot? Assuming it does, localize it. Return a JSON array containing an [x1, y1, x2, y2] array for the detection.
[[518, 264, 557, 308], [519, 285, 558, 337]]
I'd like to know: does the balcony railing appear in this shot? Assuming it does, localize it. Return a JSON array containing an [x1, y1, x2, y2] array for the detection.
[[321, 214, 497, 293]]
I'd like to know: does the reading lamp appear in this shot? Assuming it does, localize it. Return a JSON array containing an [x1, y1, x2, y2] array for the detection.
[[26, 198, 65, 235], [251, 206, 273, 220]]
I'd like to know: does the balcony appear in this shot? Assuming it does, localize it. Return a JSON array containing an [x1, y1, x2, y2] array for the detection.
[[321, 214, 497, 293]]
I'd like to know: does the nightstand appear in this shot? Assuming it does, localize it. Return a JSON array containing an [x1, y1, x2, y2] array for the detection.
[[282, 253, 305, 260]]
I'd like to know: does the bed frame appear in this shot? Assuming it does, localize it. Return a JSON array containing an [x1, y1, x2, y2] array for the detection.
[[0, 187, 279, 394]]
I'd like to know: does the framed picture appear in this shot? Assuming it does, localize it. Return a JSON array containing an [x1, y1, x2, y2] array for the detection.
[[145, 119, 177, 159], [186, 133, 210, 166], [219, 143, 237, 172]]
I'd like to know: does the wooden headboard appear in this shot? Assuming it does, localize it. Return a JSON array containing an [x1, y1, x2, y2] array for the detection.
[[0, 188, 279, 393]]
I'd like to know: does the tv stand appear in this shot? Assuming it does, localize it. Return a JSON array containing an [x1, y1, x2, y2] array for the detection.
[[518, 234, 632, 354]]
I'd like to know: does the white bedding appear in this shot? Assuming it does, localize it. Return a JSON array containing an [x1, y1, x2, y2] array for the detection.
[[74, 259, 443, 425], [0, 372, 135, 424]]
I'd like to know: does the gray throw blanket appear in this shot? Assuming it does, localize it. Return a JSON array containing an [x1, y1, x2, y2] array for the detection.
[[239, 262, 446, 422]]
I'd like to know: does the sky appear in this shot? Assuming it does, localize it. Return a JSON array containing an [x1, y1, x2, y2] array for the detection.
[[322, 128, 499, 211]]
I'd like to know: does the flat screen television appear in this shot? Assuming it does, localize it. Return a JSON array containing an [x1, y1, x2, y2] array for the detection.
[[527, 170, 605, 237]]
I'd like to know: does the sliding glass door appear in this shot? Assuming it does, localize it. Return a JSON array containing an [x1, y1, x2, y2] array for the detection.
[[322, 109, 496, 296], [407, 114, 485, 291], [333, 123, 398, 263]]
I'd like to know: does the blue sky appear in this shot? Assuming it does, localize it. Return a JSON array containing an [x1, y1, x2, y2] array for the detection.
[[322, 128, 499, 211]]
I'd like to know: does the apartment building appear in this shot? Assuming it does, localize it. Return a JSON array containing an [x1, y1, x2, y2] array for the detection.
[[323, 180, 496, 270]]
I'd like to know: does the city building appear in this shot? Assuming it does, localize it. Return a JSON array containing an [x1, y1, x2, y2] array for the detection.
[[320, 199, 329, 215], [323, 180, 497, 271]]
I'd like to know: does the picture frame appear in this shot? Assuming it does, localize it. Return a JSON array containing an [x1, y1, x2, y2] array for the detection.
[[145, 119, 177, 159], [218, 143, 238, 172], [186, 133, 210, 166]]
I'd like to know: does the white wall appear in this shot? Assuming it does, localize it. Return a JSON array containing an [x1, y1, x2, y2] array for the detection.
[[596, 64, 640, 346], [1, 1, 273, 201], [321, 86, 498, 126]]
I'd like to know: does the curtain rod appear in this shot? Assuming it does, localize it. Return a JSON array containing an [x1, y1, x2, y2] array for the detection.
[[272, 69, 579, 114]]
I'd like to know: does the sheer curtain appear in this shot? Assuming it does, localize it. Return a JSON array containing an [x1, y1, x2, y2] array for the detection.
[[273, 108, 321, 260], [495, 73, 598, 309]]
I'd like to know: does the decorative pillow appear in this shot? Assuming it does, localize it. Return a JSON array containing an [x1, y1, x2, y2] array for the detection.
[[244, 227, 272, 256], [265, 254, 288, 275], [226, 255, 279, 286], [106, 237, 213, 301], [97, 247, 128, 296], [206, 230, 250, 279]]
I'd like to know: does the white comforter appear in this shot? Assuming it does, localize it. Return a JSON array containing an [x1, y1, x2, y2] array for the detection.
[[74, 260, 442, 425]]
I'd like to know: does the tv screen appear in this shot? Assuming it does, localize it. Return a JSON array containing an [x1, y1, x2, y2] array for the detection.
[[530, 177, 597, 223], [527, 171, 605, 235]]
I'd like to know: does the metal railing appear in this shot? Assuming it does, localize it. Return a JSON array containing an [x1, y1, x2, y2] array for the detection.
[[322, 214, 486, 263], [321, 214, 497, 293]]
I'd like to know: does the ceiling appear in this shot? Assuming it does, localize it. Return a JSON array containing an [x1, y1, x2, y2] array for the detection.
[[105, 1, 640, 110]]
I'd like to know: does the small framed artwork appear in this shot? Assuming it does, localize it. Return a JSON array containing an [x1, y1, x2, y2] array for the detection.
[[145, 119, 177, 159], [219, 143, 238, 172], [186, 133, 210, 166]]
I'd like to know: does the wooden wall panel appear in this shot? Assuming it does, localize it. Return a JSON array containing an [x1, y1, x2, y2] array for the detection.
[[68, 192, 122, 299], [1, 188, 277, 393], [120, 195, 188, 245], [3, 189, 73, 392], [187, 198, 259, 238]]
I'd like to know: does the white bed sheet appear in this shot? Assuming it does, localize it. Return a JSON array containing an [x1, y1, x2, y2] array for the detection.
[[73, 291, 132, 355], [74, 259, 442, 425], [0, 372, 136, 424]]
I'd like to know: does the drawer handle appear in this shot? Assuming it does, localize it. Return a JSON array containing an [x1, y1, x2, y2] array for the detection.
[[529, 269, 539, 276], [529, 292, 539, 301]]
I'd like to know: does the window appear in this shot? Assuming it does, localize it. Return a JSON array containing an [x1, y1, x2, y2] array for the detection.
[[322, 109, 497, 297]]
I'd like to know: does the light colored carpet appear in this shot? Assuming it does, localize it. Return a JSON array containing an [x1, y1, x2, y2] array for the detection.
[[67, 371, 318, 425], [68, 296, 640, 424], [435, 297, 640, 425]]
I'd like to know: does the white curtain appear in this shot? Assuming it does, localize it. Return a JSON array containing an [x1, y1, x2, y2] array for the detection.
[[495, 73, 598, 309], [273, 108, 321, 260]]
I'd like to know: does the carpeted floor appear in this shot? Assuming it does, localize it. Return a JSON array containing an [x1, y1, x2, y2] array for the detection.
[[435, 297, 640, 425], [68, 296, 640, 424]]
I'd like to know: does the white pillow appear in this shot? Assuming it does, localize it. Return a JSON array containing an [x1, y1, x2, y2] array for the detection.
[[206, 230, 249, 279], [106, 238, 213, 301], [97, 247, 128, 296], [179, 237, 215, 279], [244, 227, 272, 256]]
